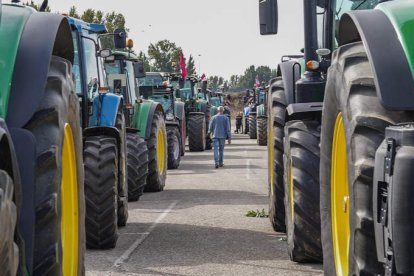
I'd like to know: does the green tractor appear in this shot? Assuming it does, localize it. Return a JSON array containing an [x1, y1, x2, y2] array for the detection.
[[137, 72, 185, 169], [261, 0, 414, 274], [208, 91, 225, 117], [0, 2, 85, 275], [172, 75, 211, 151], [255, 86, 268, 146], [104, 52, 168, 193]]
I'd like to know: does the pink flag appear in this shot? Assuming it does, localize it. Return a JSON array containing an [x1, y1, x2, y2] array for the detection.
[[255, 75, 260, 88], [200, 73, 207, 82], [180, 52, 188, 79]]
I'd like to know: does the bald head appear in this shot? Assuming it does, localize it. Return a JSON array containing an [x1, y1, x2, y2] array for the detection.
[[218, 106, 224, 113]]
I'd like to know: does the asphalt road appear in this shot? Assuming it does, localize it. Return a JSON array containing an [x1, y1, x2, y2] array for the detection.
[[86, 134, 323, 276]]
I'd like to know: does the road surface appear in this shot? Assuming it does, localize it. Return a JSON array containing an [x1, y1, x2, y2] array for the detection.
[[86, 134, 323, 276]]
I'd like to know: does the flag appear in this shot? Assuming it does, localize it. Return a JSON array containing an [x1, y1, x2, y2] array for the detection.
[[255, 75, 260, 88], [200, 73, 207, 82], [180, 52, 188, 79]]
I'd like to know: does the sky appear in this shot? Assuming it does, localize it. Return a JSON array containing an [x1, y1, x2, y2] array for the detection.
[[13, 0, 304, 79]]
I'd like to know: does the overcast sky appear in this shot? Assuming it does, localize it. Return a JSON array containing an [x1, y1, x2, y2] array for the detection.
[[12, 0, 304, 79]]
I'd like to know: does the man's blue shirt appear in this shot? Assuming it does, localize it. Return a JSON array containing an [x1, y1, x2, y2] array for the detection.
[[209, 114, 231, 139]]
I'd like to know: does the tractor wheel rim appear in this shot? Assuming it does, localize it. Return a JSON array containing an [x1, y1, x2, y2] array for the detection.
[[61, 124, 78, 276], [331, 113, 350, 276], [157, 128, 166, 174], [173, 135, 180, 160], [268, 114, 275, 196]]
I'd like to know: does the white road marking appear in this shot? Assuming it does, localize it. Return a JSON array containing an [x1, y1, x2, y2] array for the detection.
[[246, 159, 251, 179], [112, 200, 178, 268]]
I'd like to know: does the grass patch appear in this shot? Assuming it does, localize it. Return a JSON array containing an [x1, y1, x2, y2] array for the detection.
[[245, 209, 269, 218]]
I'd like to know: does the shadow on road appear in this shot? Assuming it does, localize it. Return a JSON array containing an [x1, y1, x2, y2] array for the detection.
[[135, 189, 267, 210], [87, 222, 322, 274]]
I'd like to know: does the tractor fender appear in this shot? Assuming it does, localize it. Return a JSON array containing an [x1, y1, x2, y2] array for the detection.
[[286, 102, 322, 121], [83, 126, 121, 154], [135, 101, 164, 140], [277, 60, 302, 105], [257, 104, 266, 118], [7, 12, 74, 128], [89, 93, 122, 127], [339, 5, 414, 111], [199, 101, 208, 114], [174, 101, 186, 122]]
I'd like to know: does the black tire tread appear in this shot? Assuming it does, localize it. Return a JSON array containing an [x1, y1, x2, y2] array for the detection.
[[145, 111, 167, 192], [188, 114, 206, 152], [84, 136, 118, 249], [167, 126, 181, 169], [248, 115, 257, 139], [268, 78, 287, 232], [257, 117, 267, 146], [126, 133, 148, 202], [284, 120, 322, 263]]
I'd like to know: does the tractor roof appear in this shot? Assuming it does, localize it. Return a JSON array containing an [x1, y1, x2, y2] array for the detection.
[[111, 50, 139, 61], [67, 17, 107, 34]]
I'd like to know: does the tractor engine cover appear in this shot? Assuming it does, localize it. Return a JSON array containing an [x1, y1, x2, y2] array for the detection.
[[373, 124, 414, 275]]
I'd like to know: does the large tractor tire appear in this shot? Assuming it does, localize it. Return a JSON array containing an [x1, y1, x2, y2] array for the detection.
[[244, 116, 249, 134], [257, 117, 267, 146], [24, 56, 85, 275], [319, 42, 414, 275], [180, 114, 186, 156], [115, 111, 128, 227], [0, 170, 19, 276], [126, 133, 148, 202], [205, 105, 212, 150], [248, 114, 257, 139], [268, 78, 287, 233], [167, 126, 181, 169], [84, 136, 118, 249], [283, 120, 322, 262], [188, 113, 206, 152], [145, 111, 167, 192]]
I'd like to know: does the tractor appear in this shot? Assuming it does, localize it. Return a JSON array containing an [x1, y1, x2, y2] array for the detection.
[[209, 91, 225, 116], [104, 50, 168, 197], [137, 72, 185, 170], [255, 86, 268, 146], [69, 18, 130, 249], [172, 75, 211, 151], [260, 0, 414, 275], [245, 87, 263, 140], [0, 2, 85, 275]]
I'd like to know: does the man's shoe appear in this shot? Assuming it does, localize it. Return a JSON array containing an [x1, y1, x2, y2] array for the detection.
[[215, 164, 219, 169], [219, 164, 224, 167]]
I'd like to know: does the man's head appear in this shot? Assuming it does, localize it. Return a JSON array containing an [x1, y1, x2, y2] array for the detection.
[[218, 106, 224, 114]]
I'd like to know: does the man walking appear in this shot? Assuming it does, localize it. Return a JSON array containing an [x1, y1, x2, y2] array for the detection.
[[208, 106, 231, 169]]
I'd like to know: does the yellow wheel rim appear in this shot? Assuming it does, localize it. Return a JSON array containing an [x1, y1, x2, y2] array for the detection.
[[331, 113, 350, 276], [157, 128, 165, 174], [268, 114, 275, 195], [61, 124, 79, 276], [290, 162, 294, 221]]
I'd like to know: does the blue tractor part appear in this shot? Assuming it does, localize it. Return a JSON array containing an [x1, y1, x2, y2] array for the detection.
[[69, 17, 128, 249]]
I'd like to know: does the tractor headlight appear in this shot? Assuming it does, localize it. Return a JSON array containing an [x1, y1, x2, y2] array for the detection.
[[166, 113, 175, 121]]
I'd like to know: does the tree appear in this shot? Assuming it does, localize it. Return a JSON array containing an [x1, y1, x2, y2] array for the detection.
[[69, 6, 80, 18], [186, 55, 196, 75], [147, 40, 182, 72], [138, 51, 151, 72], [229, 75, 240, 88], [238, 65, 257, 88], [24, 1, 51, 12]]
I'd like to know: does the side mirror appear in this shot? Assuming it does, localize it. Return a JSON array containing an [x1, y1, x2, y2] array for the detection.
[[259, 0, 278, 35], [114, 28, 127, 49], [133, 62, 146, 79]]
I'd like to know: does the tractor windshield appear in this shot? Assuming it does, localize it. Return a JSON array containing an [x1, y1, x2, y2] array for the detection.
[[210, 97, 221, 107], [138, 75, 164, 86], [104, 60, 122, 75], [179, 81, 193, 101], [258, 90, 266, 105], [150, 93, 173, 114]]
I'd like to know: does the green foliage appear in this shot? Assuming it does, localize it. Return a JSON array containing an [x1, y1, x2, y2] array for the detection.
[[186, 54, 196, 75], [138, 51, 151, 72], [23, 1, 51, 12], [245, 209, 268, 218], [69, 6, 80, 18], [148, 40, 182, 72]]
